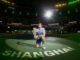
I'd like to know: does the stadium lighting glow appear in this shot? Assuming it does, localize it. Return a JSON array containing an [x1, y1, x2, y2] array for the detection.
[[44, 10, 53, 19], [68, 0, 80, 5], [55, 3, 67, 8], [1, 0, 15, 6]]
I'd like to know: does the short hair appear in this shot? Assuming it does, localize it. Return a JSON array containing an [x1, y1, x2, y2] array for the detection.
[[38, 22, 43, 25]]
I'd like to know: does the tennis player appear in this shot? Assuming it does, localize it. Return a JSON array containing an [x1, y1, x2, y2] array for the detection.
[[32, 23, 46, 49]]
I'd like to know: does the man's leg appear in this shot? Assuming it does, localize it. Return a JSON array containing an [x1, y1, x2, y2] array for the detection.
[[41, 36, 46, 49], [35, 38, 42, 48], [41, 36, 46, 44], [35, 44, 39, 48]]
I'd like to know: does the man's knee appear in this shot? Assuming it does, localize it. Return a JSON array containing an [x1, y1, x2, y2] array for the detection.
[[41, 36, 46, 41]]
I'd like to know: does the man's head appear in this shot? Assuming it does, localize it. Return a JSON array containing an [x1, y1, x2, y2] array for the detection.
[[38, 23, 42, 28]]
